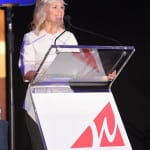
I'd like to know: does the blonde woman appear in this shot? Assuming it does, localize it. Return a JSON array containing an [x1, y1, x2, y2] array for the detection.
[[18, 1, 78, 150], [19, 0, 78, 82]]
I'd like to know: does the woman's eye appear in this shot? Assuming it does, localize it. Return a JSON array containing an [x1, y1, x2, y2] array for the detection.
[[51, 5, 65, 10]]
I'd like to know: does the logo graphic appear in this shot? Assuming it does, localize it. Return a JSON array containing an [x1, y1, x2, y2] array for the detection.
[[71, 102, 125, 148], [73, 48, 99, 72]]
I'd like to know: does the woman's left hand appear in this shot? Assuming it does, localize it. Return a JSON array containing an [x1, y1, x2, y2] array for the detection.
[[107, 70, 117, 81]]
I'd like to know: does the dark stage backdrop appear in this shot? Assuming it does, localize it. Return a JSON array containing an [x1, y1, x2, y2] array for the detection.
[[8, 1, 150, 150]]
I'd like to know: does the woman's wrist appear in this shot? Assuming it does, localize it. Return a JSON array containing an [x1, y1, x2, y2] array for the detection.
[[24, 70, 36, 82]]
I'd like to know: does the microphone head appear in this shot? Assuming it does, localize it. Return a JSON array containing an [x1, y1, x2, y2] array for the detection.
[[64, 15, 72, 29]]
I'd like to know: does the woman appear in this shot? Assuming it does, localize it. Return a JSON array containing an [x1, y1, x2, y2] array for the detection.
[[18, 0, 116, 149], [18, 0, 78, 150], [19, 0, 78, 82]]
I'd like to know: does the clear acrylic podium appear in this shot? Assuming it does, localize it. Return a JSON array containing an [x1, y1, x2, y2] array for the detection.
[[24, 45, 135, 150]]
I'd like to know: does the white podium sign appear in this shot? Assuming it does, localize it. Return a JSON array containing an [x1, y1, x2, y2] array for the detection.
[[31, 92, 132, 150]]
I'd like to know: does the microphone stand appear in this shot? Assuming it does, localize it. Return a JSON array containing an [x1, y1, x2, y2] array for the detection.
[[31, 30, 66, 83], [2, 4, 16, 150], [65, 15, 122, 46]]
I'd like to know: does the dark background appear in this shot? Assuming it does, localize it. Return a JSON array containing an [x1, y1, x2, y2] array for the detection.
[[6, 0, 150, 150]]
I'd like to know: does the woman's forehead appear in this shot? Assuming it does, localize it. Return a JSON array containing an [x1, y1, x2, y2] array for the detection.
[[44, 0, 65, 4], [49, 1, 64, 5]]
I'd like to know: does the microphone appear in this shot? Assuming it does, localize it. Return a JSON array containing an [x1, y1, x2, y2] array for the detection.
[[54, 30, 66, 53], [64, 15, 122, 46], [31, 30, 66, 82]]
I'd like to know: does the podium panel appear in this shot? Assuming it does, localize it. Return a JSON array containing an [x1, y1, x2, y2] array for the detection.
[[24, 45, 135, 150], [31, 92, 132, 150]]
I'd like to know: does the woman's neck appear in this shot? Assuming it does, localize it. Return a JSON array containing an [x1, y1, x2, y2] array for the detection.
[[44, 22, 62, 34]]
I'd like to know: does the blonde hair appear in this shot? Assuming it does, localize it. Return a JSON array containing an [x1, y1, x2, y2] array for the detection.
[[31, 0, 67, 35]]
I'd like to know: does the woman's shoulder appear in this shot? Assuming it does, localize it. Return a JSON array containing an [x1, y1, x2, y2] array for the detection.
[[64, 30, 75, 36], [61, 30, 77, 40], [24, 30, 43, 39], [58, 28, 74, 36], [64, 30, 77, 38], [23, 30, 47, 44]]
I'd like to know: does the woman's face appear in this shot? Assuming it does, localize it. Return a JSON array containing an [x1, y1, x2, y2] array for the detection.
[[45, 1, 65, 25]]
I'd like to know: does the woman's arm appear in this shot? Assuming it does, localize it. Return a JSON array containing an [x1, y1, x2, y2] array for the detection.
[[24, 70, 36, 82]]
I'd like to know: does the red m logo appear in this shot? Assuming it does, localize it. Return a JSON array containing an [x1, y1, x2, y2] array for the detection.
[[71, 102, 125, 148], [72, 48, 99, 72]]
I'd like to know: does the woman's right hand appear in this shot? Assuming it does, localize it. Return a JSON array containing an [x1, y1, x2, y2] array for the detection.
[[24, 70, 36, 82]]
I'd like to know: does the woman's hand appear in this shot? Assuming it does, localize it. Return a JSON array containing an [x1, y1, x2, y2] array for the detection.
[[24, 70, 36, 82], [107, 70, 117, 81]]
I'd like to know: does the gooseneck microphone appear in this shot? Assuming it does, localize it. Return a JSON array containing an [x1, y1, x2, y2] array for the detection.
[[54, 30, 66, 53], [64, 15, 122, 46], [31, 30, 66, 82]]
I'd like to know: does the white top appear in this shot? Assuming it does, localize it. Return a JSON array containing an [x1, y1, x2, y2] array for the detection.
[[19, 30, 78, 121], [18, 30, 78, 79]]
